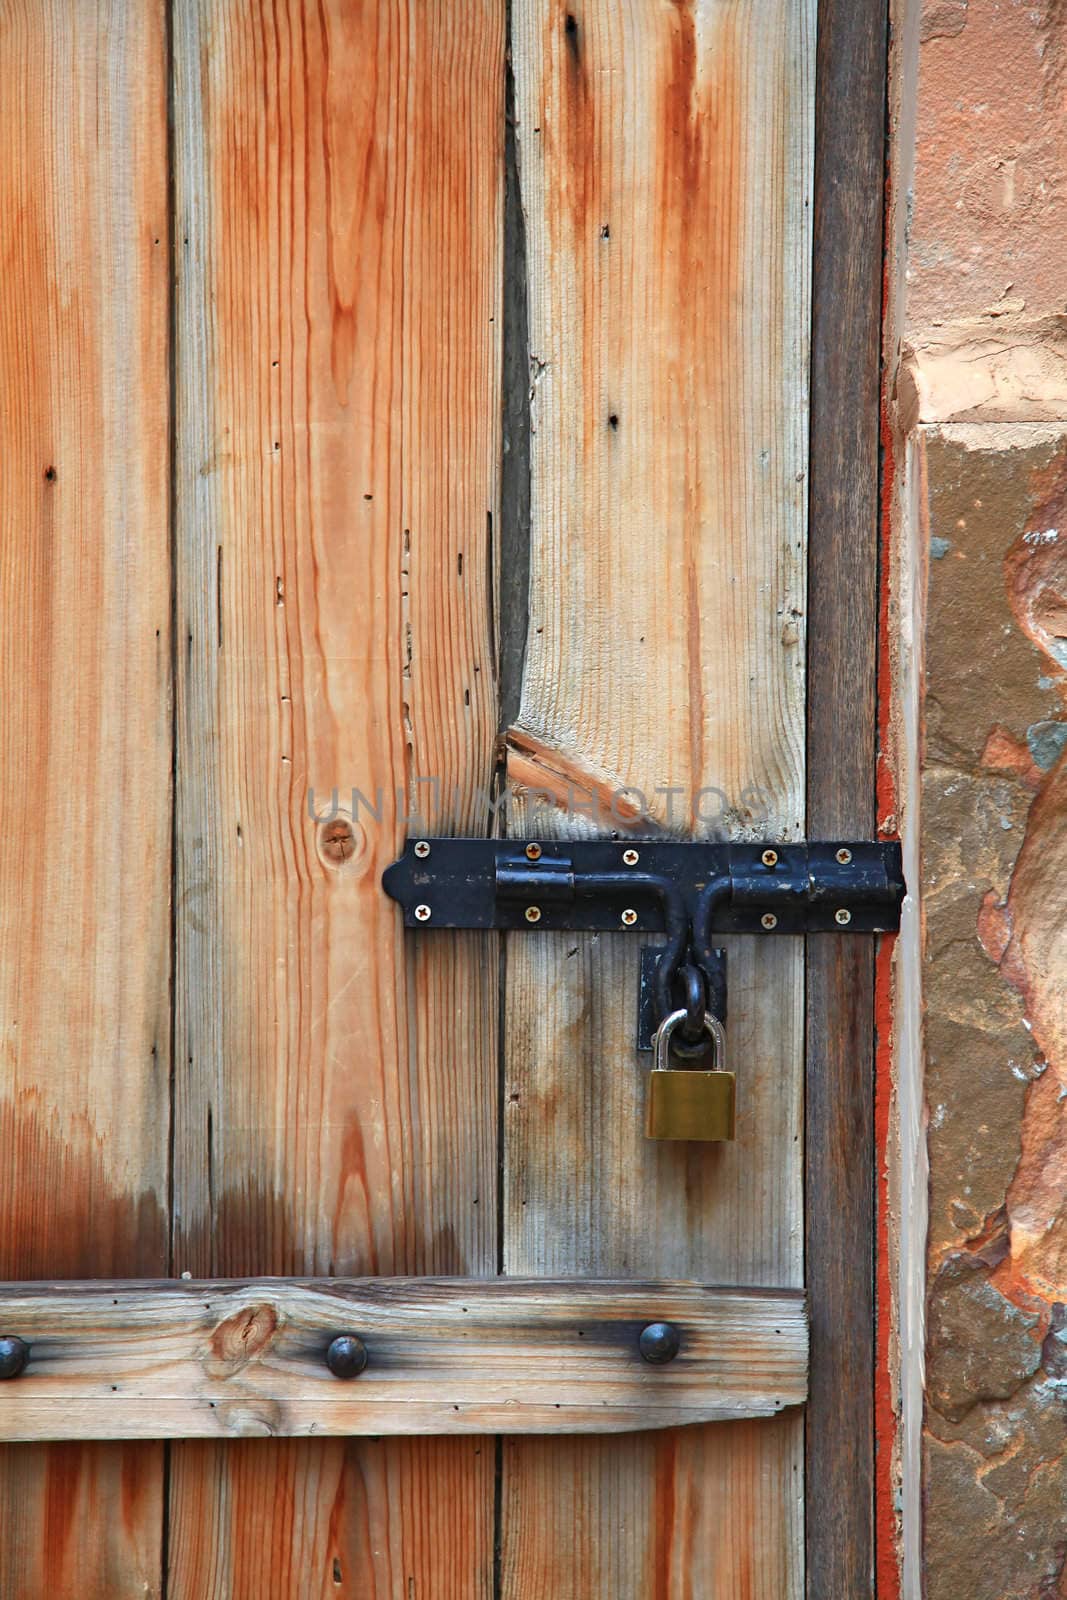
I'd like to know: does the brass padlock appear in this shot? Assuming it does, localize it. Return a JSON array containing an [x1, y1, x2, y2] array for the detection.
[[646, 1008, 735, 1141]]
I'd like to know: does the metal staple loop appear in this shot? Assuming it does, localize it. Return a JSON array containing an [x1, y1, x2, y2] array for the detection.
[[678, 963, 707, 1043]]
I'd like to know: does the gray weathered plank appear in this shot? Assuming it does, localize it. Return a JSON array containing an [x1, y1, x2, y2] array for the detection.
[[0, 1279, 806, 1439], [806, 0, 888, 1592], [502, 0, 815, 1591]]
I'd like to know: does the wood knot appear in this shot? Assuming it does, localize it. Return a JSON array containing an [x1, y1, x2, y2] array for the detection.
[[206, 1302, 278, 1378], [317, 813, 363, 869]]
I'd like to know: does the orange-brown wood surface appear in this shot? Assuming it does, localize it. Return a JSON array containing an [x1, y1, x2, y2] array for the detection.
[[0, 0, 821, 1594], [169, 2, 503, 1594], [0, 4, 171, 1594]]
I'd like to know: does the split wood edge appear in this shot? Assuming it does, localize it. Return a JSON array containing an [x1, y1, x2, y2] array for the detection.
[[0, 1278, 807, 1440]]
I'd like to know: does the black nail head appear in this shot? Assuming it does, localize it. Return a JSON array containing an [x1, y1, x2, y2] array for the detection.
[[638, 1322, 681, 1365], [325, 1333, 368, 1379], [0, 1337, 29, 1379]]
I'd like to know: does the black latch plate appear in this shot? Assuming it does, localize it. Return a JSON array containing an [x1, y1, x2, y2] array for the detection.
[[382, 839, 904, 935]]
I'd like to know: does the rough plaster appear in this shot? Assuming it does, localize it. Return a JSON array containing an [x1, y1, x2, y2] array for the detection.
[[908, 0, 1067, 329], [903, 308, 1067, 426], [889, 3, 1067, 1595]]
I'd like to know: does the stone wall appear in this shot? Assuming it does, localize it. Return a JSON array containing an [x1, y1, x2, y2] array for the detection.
[[888, 3, 1067, 1594]]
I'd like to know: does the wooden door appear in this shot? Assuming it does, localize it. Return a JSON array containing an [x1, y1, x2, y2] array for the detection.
[[0, 2, 887, 1596]]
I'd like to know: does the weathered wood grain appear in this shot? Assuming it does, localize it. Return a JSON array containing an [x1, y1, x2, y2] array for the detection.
[[501, 1423, 804, 1598], [806, 0, 888, 1593], [504, 0, 815, 1593], [0, 4, 170, 1594], [168, 1435, 496, 1599], [0, 1279, 807, 1438], [170, 2, 503, 1593]]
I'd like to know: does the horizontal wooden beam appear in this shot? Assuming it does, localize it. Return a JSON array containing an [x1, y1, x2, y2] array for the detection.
[[0, 1278, 807, 1440]]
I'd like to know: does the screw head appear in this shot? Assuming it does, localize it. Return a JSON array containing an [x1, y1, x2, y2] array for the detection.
[[761, 912, 778, 930], [0, 1337, 29, 1379], [621, 908, 638, 927], [836, 847, 852, 865], [835, 908, 852, 926], [413, 840, 431, 859], [525, 842, 543, 861], [638, 1322, 681, 1365], [525, 905, 542, 924], [414, 904, 432, 922], [325, 1334, 368, 1379], [761, 849, 779, 868], [622, 848, 640, 866]]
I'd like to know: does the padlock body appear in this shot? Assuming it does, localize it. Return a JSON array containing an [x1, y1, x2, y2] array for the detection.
[[646, 1068, 736, 1141]]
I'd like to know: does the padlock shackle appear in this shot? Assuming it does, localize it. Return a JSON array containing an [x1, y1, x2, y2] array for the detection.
[[653, 1008, 727, 1071]]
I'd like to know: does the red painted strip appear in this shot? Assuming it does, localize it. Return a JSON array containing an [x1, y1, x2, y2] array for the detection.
[[874, 931, 900, 1600], [874, 254, 903, 1599]]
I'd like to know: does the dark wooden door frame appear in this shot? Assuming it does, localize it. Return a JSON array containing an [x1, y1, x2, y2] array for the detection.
[[806, 0, 890, 1595]]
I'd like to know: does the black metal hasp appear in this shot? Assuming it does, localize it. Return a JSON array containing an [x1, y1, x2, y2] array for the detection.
[[382, 838, 904, 1051], [382, 838, 904, 935]]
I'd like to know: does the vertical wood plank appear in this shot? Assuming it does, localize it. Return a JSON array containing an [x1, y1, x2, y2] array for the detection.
[[503, 1, 814, 1594], [169, 3, 503, 1595], [502, 1423, 801, 1598], [806, 0, 888, 1594], [0, 3, 171, 1594], [166, 1438, 493, 1598]]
